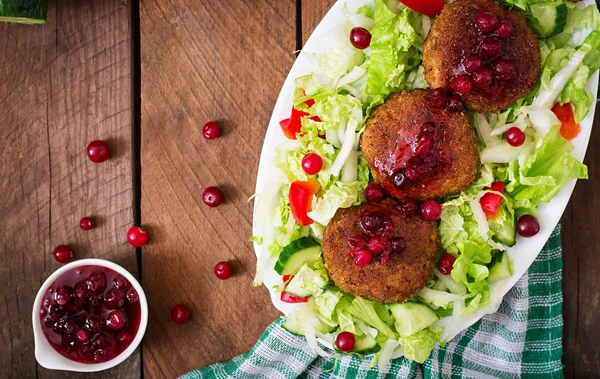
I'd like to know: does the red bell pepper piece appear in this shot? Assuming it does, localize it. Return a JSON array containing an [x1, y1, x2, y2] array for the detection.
[[279, 99, 320, 140], [289, 179, 320, 226], [480, 182, 505, 218], [280, 275, 309, 303], [398, 0, 445, 18], [552, 103, 581, 141]]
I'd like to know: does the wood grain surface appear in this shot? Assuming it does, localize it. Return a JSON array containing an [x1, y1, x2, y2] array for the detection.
[[0, 0, 138, 378], [139, 0, 295, 377]]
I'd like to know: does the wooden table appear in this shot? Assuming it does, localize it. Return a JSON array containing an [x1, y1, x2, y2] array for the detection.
[[1, 0, 598, 377]]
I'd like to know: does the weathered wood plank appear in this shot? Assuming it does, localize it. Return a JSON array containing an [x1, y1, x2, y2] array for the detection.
[[140, 0, 295, 376], [0, 0, 138, 377]]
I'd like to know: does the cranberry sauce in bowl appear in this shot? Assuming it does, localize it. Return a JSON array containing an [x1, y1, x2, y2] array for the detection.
[[33, 259, 147, 372]]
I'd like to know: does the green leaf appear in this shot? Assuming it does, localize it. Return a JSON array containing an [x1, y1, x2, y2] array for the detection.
[[398, 327, 442, 363]]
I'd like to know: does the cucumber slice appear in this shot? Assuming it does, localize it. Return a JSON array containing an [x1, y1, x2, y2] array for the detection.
[[354, 333, 379, 353], [489, 204, 516, 247], [0, 0, 48, 24], [528, 3, 568, 39], [274, 237, 322, 275], [284, 264, 328, 298], [282, 310, 334, 336], [389, 302, 439, 337], [488, 251, 513, 282]]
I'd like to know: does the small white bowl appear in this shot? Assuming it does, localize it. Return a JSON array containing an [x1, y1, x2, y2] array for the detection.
[[32, 258, 148, 372]]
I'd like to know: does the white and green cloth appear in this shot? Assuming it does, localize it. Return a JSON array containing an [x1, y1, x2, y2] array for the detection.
[[182, 226, 564, 379]]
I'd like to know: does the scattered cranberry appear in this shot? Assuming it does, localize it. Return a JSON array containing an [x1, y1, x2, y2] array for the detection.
[[76, 329, 89, 343], [335, 331, 356, 352], [421, 200, 442, 221], [348, 236, 368, 248], [214, 261, 233, 280], [127, 226, 149, 247], [202, 186, 224, 207], [390, 237, 406, 253], [117, 331, 134, 346], [463, 55, 483, 73], [126, 288, 139, 303], [104, 288, 125, 309], [349, 27, 371, 49], [79, 217, 95, 231], [54, 285, 72, 306], [202, 121, 221, 140], [446, 94, 464, 113], [86, 140, 110, 163], [475, 12, 498, 33], [451, 75, 473, 95], [414, 134, 433, 156], [517, 215, 540, 237], [392, 170, 413, 190], [354, 251, 372, 266], [113, 275, 130, 290], [495, 21, 513, 39], [171, 304, 190, 324], [472, 68, 494, 89], [106, 310, 127, 331], [364, 183, 385, 203], [427, 88, 448, 109], [301, 153, 323, 175], [506, 127, 526, 147], [479, 37, 501, 60], [437, 253, 456, 275], [398, 197, 417, 216], [493, 60, 517, 81], [52, 245, 73, 264]]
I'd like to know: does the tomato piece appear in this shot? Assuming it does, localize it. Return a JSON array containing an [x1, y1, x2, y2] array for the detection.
[[398, 0, 445, 18], [552, 103, 581, 141], [279, 99, 320, 140], [280, 274, 309, 303], [289, 179, 320, 226], [480, 181, 504, 218]]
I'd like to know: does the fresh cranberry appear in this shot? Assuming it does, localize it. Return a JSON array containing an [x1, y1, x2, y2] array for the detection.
[[85, 315, 104, 333], [202, 186, 224, 207], [104, 288, 125, 309], [475, 12, 498, 33], [390, 237, 406, 253], [348, 236, 368, 248], [415, 134, 434, 156], [451, 75, 473, 95], [506, 127, 526, 147], [479, 37, 501, 60], [359, 212, 386, 234], [446, 94, 464, 113], [392, 170, 413, 190], [79, 217, 94, 231], [214, 261, 233, 280], [113, 275, 130, 290], [421, 200, 442, 221], [472, 68, 494, 88], [53, 245, 73, 264], [54, 285, 72, 306], [86, 140, 110, 163], [493, 60, 517, 81], [398, 197, 417, 216], [202, 121, 221, 140], [463, 55, 483, 73], [354, 251, 373, 266], [126, 288, 139, 304], [335, 331, 356, 352], [517, 215, 540, 237], [106, 310, 127, 331], [76, 329, 89, 343], [427, 88, 448, 109], [364, 183, 385, 203], [171, 304, 191, 324], [368, 237, 389, 254], [437, 253, 456, 275], [127, 226, 149, 247], [85, 272, 107, 295], [349, 27, 371, 49], [117, 331, 134, 346], [495, 20, 513, 39], [301, 153, 323, 175], [421, 122, 436, 135]]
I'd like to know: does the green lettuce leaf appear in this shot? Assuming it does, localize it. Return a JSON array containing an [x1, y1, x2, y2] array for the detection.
[[348, 297, 396, 339], [399, 327, 442, 363]]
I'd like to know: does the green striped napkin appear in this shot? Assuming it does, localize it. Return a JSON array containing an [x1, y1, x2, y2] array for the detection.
[[182, 225, 563, 379]]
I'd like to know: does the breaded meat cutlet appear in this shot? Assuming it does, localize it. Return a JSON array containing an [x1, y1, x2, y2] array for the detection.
[[322, 200, 438, 304], [361, 89, 480, 201], [423, 0, 541, 113]]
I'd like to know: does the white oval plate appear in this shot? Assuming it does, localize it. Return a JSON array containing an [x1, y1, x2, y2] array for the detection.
[[253, 0, 598, 347]]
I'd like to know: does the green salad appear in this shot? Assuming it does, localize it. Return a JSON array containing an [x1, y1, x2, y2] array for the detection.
[[253, 0, 599, 369]]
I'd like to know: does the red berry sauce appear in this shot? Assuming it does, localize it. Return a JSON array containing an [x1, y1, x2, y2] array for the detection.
[[40, 266, 141, 364]]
